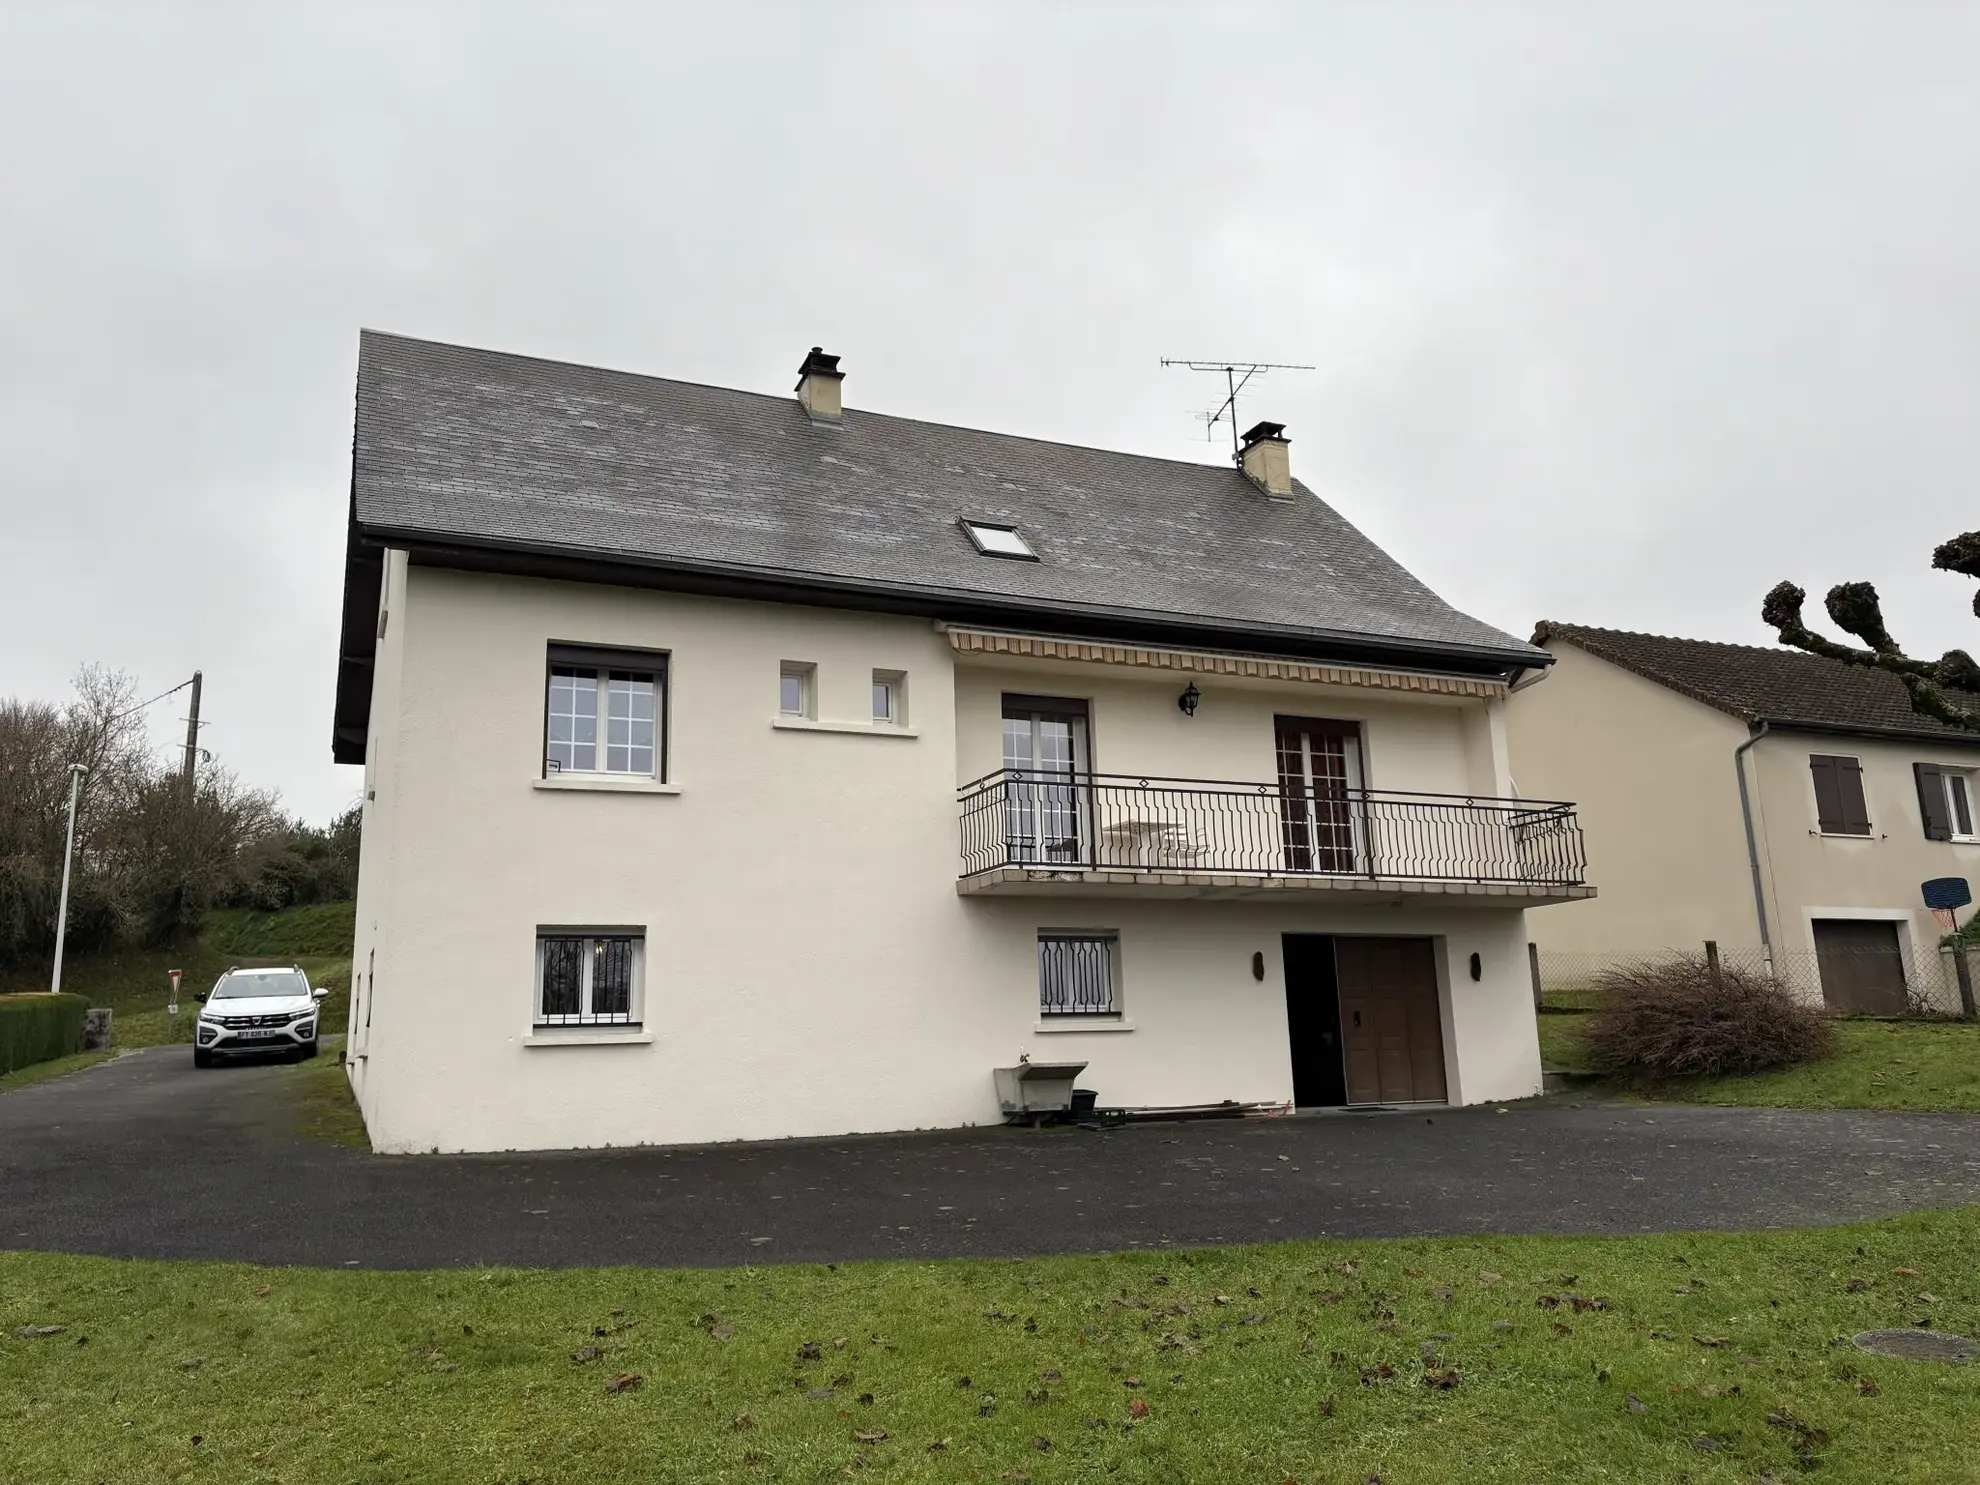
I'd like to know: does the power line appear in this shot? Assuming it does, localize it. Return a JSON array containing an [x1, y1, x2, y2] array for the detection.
[[109, 674, 197, 724]]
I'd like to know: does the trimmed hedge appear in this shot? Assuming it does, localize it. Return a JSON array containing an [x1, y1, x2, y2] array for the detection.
[[0, 993, 90, 1076]]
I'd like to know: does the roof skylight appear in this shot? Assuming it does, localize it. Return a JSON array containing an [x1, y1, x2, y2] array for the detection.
[[961, 520, 1038, 561]]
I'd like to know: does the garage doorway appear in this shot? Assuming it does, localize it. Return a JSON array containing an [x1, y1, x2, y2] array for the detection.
[[1812, 919, 1909, 1015], [1283, 935, 1448, 1106]]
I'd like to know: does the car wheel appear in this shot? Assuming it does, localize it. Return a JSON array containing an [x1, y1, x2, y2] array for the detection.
[[193, 1047, 214, 1068], [298, 1039, 318, 1061]]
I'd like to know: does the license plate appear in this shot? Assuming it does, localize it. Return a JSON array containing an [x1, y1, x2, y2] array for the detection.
[[236, 1028, 284, 1040]]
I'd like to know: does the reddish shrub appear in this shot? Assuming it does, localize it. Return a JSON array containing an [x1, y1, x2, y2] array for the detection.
[[1581, 955, 1835, 1079]]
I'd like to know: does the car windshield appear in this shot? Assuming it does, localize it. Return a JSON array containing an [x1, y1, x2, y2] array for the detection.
[[212, 971, 309, 1000]]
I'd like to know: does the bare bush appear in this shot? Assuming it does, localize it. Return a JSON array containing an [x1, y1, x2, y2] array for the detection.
[[1581, 954, 1835, 1079]]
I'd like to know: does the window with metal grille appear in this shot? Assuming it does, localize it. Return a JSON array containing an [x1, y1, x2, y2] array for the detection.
[[1038, 933, 1118, 1016], [544, 645, 666, 779], [535, 932, 642, 1027]]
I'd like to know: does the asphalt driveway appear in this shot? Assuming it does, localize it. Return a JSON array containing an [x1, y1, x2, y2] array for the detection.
[[6, 1046, 1980, 1270]]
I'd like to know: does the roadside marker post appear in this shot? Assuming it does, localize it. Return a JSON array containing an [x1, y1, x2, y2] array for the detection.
[[168, 969, 182, 1019]]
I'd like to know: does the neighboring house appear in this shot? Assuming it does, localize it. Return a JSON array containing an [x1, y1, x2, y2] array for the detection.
[[331, 332, 1592, 1154], [1508, 622, 1980, 1014]]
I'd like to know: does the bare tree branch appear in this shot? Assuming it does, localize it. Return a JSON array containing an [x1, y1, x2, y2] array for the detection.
[[1764, 530, 1980, 733]]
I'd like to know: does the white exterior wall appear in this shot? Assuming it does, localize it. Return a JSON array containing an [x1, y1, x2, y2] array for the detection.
[[348, 565, 1544, 1154], [346, 548, 410, 1106]]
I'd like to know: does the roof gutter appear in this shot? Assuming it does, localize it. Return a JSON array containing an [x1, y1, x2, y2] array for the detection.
[[1734, 720, 1774, 971]]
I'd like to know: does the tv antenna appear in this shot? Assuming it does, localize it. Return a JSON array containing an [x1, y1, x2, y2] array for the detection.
[[1161, 358, 1314, 462]]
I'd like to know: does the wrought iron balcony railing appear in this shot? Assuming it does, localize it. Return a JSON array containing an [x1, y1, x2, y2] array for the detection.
[[958, 769, 1587, 887]]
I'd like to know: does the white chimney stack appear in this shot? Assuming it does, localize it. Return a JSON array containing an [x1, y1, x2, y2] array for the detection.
[[795, 346, 844, 424], [1238, 420, 1293, 499]]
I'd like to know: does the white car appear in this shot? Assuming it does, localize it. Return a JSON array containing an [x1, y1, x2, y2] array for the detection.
[[193, 967, 327, 1067]]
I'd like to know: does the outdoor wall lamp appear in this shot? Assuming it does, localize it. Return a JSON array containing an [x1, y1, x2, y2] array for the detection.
[[1469, 952, 1482, 981], [1177, 681, 1200, 716]]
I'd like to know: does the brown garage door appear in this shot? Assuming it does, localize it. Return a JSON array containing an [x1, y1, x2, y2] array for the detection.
[[1335, 936, 1448, 1104], [1812, 919, 1908, 1015]]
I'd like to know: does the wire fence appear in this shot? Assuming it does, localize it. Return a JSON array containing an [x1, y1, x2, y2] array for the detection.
[[1531, 941, 1976, 1020]]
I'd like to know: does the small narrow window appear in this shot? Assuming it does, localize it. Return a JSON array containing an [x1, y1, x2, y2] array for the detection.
[[535, 931, 643, 1027], [545, 646, 665, 779], [1038, 932, 1118, 1017], [1949, 772, 1976, 840], [872, 670, 904, 726], [780, 662, 815, 718], [962, 520, 1038, 560]]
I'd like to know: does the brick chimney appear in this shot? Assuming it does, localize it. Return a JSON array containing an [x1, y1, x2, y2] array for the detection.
[[795, 347, 843, 424], [1238, 421, 1292, 499]]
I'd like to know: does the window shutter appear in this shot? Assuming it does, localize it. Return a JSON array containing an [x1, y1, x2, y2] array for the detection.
[[1915, 762, 1953, 840], [1836, 757, 1871, 835], [1809, 755, 1845, 833]]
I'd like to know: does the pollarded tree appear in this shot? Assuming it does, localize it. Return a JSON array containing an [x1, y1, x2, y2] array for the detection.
[[1762, 531, 1980, 733]]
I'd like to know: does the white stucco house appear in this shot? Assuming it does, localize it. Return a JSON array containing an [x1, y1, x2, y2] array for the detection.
[[333, 333, 1593, 1154]]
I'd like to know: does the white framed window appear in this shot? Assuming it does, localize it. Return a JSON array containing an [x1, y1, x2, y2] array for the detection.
[[1936, 767, 1979, 841], [1038, 932, 1118, 1017], [779, 662, 815, 718], [961, 520, 1038, 560], [872, 670, 905, 726], [535, 930, 644, 1027], [545, 645, 665, 779]]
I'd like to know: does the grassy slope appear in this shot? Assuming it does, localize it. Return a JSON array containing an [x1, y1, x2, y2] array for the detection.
[[0, 903, 355, 1055], [3, 1210, 1978, 1484], [1537, 1015, 1980, 1112]]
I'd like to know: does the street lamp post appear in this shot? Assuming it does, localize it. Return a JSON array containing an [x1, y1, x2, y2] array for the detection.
[[49, 763, 87, 995]]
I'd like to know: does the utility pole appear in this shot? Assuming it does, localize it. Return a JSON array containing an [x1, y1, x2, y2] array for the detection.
[[182, 670, 202, 787], [50, 763, 87, 995]]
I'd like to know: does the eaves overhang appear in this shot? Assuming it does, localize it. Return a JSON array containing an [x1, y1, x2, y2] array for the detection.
[[330, 518, 1548, 765], [1743, 716, 1980, 752]]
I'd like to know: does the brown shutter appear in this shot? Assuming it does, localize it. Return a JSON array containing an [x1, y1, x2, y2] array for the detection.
[[1915, 762, 1953, 840], [1836, 757, 1871, 835], [1809, 755, 1845, 833]]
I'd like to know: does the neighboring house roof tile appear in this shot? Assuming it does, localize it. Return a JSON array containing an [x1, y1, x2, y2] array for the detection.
[[350, 331, 1538, 664], [1532, 620, 1980, 746]]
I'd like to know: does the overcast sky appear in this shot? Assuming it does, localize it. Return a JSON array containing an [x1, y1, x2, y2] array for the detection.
[[3, 3, 1976, 821]]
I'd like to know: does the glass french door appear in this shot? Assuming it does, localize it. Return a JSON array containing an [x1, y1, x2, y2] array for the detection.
[[1276, 718, 1366, 873], [1002, 696, 1091, 864]]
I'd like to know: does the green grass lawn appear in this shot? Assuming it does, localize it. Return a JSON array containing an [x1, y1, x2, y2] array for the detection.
[[0, 903, 354, 1057], [4, 1209, 1978, 1484], [281, 1042, 369, 1148], [1536, 1015, 1980, 1112], [1536, 1012, 1592, 1073]]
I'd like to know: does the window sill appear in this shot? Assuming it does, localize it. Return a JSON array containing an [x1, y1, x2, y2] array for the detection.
[[1035, 1017, 1135, 1034], [533, 776, 682, 795], [522, 1029, 655, 1047], [1814, 830, 1875, 840], [771, 717, 919, 738]]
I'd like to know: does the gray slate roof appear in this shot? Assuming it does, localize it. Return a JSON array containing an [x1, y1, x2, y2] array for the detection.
[[351, 331, 1537, 663], [1533, 621, 1980, 746]]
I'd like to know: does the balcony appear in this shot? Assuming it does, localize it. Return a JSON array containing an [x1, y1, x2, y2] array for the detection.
[[957, 770, 1594, 904]]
